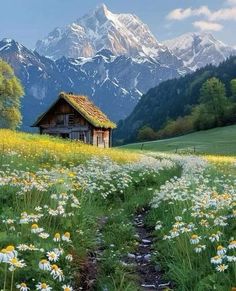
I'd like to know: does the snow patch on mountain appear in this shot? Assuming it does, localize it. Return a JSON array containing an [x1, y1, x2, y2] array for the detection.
[[0, 39, 184, 128]]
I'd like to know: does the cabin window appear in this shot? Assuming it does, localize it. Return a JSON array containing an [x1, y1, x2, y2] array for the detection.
[[56, 114, 65, 125], [74, 116, 86, 125], [56, 114, 75, 126]]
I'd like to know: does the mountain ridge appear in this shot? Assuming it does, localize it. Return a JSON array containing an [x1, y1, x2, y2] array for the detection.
[[0, 38, 183, 129], [35, 3, 184, 72], [35, 5, 236, 71], [164, 32, 236, 70], [36, 4, 160, 58]]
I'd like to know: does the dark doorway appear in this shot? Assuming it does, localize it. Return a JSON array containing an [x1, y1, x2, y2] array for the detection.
[[61, 133, 69, 139]]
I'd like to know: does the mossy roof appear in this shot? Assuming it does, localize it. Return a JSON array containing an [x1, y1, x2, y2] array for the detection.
[[33, 92, 116, 129]]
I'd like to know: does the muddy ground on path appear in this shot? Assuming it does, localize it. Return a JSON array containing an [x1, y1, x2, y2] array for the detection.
[[133, 208, 172, 291]]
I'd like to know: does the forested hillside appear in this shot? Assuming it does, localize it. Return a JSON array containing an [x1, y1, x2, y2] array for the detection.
[[114, 57, 236, 144]]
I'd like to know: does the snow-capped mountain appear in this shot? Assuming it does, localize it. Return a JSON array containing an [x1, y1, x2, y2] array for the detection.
[[164, 32, 236, 70], [35, 3, 181, 66], [56, 49, 186, 120], [0, 38, 63, 92], [35, 5, 236, 71], [3, 5, 236, 131], [0, 38, 66, 129], [0, 38, 184, 129]]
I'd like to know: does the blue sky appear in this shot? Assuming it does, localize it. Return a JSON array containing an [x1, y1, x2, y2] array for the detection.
[[0, 0, 236, 48]]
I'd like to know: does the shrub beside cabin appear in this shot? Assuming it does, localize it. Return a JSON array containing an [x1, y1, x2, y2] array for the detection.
[[33, 92, 116, 148]]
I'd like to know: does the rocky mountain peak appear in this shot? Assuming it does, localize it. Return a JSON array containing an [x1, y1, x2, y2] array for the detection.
[[164, 32, 236, 70], [0, 38, 22, 53], [94, 3, 109, 15], [35, 4, 175, 61]]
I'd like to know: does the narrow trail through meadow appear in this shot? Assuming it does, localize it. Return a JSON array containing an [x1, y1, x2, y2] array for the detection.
[[133, 208, 171, 290], [77, 163, 180, 290]]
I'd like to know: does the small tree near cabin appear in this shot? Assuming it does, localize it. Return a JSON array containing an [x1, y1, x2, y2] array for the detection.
[[0, 60, 24, 129]]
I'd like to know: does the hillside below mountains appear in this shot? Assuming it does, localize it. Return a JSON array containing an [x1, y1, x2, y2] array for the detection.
[[114, 57, 236, 144]]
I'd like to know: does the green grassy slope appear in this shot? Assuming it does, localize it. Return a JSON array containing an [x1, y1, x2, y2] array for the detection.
[[121, 125, 236, 155]]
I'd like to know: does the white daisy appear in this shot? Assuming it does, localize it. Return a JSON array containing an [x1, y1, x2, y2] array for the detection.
[[0, 248, 10, 263], [39, 259, 51, 271], [36, 282, 52, 291], [31, 224, 44, 234], [190, 234, 201, 244], [228, 240, 236, 250], [217, 245, 227, 256], [216, 264, 228, 272], [62, 232, 71, 242], [38, 232, 50, 239], [211, 255, 223, 265], [50, 264, 64, 281], [53, 233, 61, 242], [16, 282, 30, 291], [65, 254, 73, 262], [46, 250, 60, 262]]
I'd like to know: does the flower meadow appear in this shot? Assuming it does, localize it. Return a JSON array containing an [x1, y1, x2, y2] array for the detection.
[[0, 130, 235, 290], [0, 130, 176, 290], [0, 129, 138, 165], [149, 154, 236, 290]]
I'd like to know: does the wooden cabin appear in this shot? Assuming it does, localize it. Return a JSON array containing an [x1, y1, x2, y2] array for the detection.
[[32, 92, 116, 148]]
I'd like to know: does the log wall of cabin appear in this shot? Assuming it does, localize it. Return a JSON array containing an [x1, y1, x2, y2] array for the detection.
[[38, 98, 93, 143], [39, 99, 88, 128]]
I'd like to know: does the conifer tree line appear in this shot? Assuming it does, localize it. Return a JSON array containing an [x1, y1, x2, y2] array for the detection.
[[0, 59, 24, 129], [138, 77, 236, 141]]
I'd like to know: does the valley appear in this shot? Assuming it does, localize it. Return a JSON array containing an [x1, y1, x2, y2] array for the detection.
[[121, 124, 236, 156]]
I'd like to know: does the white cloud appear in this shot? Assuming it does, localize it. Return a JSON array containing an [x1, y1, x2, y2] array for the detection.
[[167, 5, 236, 22], [193, 21, 223, 31], [167, 6, 210, 20], [167, 8, 193, 20], [209, 7, 236, 21]]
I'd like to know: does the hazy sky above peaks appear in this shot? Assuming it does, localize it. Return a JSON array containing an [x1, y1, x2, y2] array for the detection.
[[0, 0, 235, 48]]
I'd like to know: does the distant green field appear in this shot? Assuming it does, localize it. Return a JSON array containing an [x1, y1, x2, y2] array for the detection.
[[121, 125, 236, 155]]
